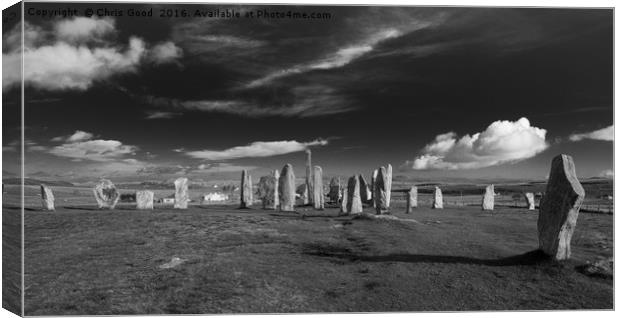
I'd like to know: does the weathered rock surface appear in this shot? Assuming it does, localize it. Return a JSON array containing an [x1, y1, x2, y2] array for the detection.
[[347, 175, 363, 214], [406, 186, 417, 213], [240, 170, 253, 208], [538, 154, 585, 260], [340, 187, 349, 214], [40, 184, 55, 211], [305, 149, 313, 205], [279, 164, 296, 212], [273, 169, 280, 210], [93, 179, 120, 209], [359, 174, 370, 203], [371, 169, 378, 208], [524, 192, 535, 210], [328, 177, 341, 203], [136, 190, 154, 210], [432, 186, 443, 209], [385, 164, 393, 207], [313, 166, 324, 210], [174, 177, 189, 209], [257, 175, 277, 209], [482, 184, 494, 210], [374, 167, 389, 214]]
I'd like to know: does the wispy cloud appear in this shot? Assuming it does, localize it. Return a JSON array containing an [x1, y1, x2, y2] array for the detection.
[[48, 130, 138, 162], [51, 130, 94, 142], [244, 28, 402, 88], [145, 111, 181, 119], [569, 125, 613, 142], [406, 117, 548, 170], [185, 139, 328, 160]]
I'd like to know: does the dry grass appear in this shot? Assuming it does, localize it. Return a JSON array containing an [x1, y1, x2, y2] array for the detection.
[[8, 198, 612, 315]]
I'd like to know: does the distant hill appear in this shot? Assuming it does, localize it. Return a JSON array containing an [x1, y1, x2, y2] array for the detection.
[[2, 178, 74, 187]]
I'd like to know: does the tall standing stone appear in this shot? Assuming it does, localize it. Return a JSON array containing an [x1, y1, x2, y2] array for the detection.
[[340, 187, 348, 214], [432, 186, 443, 209], [313, 166, 324, 210], [328, 177, 341, 203], [273, 169, 280, 209], [406, 186, 417, 213], [174, 177, 189, 209], [482, 184, 494, 210], [538, 154, 585, 260], [136, 190, 154, 210], [359, 174, 370, 203], [374, 167, 389, 214], [240, 170, 253, 208], [347, 175, 363, 214], [305, 150, 313, 205], [385, 164, 393, 207], [524, 192, 535, 210], [257, 175, 276, 209], [40, 184, 54, 211], [93, 179, 120, 209], [371, 169, 378, 208], [279, 164, 296, 212]]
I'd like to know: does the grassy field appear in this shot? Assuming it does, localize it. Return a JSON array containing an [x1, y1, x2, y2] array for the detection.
[[6, 192, 612, 314]]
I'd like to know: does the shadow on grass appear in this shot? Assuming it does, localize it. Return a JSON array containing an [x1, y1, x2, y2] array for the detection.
[[303, 244, 554, 267]]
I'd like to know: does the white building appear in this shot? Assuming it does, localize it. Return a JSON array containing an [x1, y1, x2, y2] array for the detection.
[[202, 192, 229, 202]]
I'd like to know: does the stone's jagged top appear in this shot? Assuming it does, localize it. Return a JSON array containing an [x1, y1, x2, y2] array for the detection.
[[41, 184, 55, 211], [538, 154, 585, 260], [136, 190, 154, 210], [279, 164, 296, 212], [432, 186, 443, 209], [93, 179, 119, 209], [174, 177, 189, 209], [482, 184, 494, 211]]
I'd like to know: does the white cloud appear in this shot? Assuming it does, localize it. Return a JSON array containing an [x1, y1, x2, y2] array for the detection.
[[55, 17, 115, 43], [599, 169, 613, 179], [245, 28, 401, 88], [145, 111, 180, 119], [49, 139, 138, 162], [2, 17, 181, 91], [407, 117, 548, 170], [52, 130, 94, 142], [148, 41, 183, 64], [569, 125, 613, 142], [186, 139, 328, 160]]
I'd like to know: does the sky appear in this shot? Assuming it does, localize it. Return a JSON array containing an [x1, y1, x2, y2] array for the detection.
[[1, 3, 614, 183]]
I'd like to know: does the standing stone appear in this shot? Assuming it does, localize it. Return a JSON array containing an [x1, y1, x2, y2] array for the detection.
[[305, 150, 313, 205], [313, 166, 324, 210], [136, 190, 154, 210], [297, 184, 309, 205], [240, 170, 253, 208], [340, 187, 349, 214], [432, 186, 443, 209], [273, 169, 280, 209], [385, 164, 393, 207], [482, 184, 494, 211], [371, 169, 378, 208], [93, 179, 120, 209], [347, 175, 363, 214], [328, 177, 341, 203], [40, 184, 54, 211], [406, 186, 417, 213], [524, 192, 535, 210], [174, 177, 189, 209], [257, 175, 277, 209], [374, 167, 389, 214], [359, 174, 370, 203], [538, 154, 585, 260], [279, 164, 296, 212]]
